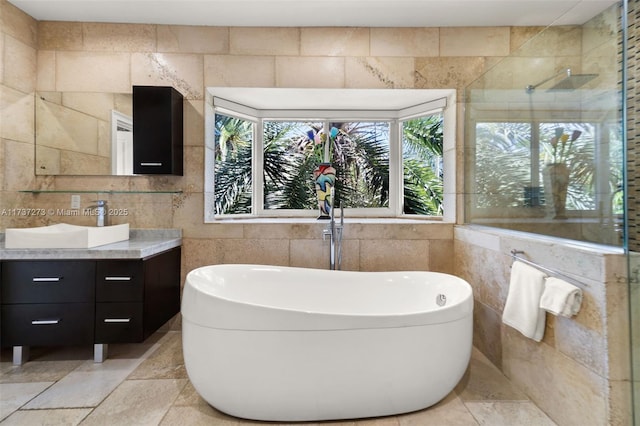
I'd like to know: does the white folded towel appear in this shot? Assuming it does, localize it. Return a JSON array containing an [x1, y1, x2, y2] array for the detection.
[[502, 260, 547, 342], [540, 276, 583, 317]]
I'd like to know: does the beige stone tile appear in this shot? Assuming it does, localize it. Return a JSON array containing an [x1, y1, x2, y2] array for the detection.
[[510, 26, 546, 53], [471, 301, 503, 369], [4, 139, 35, 190], [2, 0, 37, 47], [355, 418, 400, 426], [204, 55, 275, 88], [465, 401, 557, 425], [23, 356, 150, 409], [415, 57, 486, 91], [428, 239, 454, 273], [553, 316, 606, 377], [301, 27, 369, 57], [276, 56, 345, 88], [81, 379, 187, 425], [4, 35, 36, 93], [397, 393, 478, 425], [345, 223, 452, 241], [345, 56, 414, 89], [230, 27, 299, 55], [359, 239, 429, 271], [0, 382, 53, 421], [131, 52, 203, 100], [0, 408, 91, 425], [184, 99, 204, 146], [183, 145, 204, 192], [511, 25, 582, 58], [456, 348, 527, 402], [128, 331, 186, 380], [56, 51, 130, 92], [82, 23, 155, 52], [1, 85, 34, 143], [158, 25, 228, 54], [289, 238, 329, 269], [36, 50, 56, 91], [37, 21, 83, 50], [0, 33, 4, 84], [502, 326, 607, 426], [440, 27, 510, 57], [370, 28, 439, 57], [160, 405, 240, 426], [218, 238, 291, 266]]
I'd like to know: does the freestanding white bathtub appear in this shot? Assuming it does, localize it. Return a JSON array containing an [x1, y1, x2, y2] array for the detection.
[[181, 264, 473, 422]]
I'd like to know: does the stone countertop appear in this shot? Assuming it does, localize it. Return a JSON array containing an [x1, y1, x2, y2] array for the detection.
[[0, 229, 182, 260]]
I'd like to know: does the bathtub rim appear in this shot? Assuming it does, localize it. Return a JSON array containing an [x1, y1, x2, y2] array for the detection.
[[181, 264, 474, 332]]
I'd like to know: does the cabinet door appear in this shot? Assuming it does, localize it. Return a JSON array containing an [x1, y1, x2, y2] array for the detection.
[[1, 303, 94, 346], [95, 302, 143, 343], [133, 85, 183, 175], [1, 261, 95, 304], [96, 260, 144, 302]]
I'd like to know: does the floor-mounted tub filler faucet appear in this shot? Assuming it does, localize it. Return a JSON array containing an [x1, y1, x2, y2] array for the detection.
[[322, 188, 343, 270]]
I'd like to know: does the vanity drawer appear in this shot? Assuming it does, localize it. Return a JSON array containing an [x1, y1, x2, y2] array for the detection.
[[1, 303, 94, 347], [95, 302, 143, 343], [1, 261, 95, 304], [96, 261, 144, 302]]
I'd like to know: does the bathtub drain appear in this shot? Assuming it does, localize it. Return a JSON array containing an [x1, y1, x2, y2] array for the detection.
[[436, 294, 447, 306]]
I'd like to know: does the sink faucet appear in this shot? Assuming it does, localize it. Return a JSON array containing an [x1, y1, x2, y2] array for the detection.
[[322, 188, 343, 270], [93, 200, 109, 227]]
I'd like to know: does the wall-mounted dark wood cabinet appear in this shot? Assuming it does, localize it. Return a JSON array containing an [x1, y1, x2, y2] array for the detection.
[[133, 86, 183, 175]]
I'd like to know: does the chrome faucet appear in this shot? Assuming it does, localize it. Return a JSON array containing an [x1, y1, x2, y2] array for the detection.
[[92, 200, 109, 227], [322, 188, 343, 270]]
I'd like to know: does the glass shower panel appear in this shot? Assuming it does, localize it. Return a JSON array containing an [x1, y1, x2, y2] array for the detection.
[[464, 4, 624, 246]]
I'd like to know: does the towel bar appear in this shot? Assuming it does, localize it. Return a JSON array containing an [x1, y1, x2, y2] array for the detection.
[[510, 249, 585, 288]]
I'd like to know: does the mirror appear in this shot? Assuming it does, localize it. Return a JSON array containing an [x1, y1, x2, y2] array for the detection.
[[35, 91, 133, 175]]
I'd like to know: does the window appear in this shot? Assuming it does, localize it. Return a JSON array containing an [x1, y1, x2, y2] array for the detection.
[[470, 119, 620, 216], [205, 88, 455, 221]]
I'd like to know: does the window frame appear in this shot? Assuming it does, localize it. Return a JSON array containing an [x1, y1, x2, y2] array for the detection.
[[205, 89, 456, 222]]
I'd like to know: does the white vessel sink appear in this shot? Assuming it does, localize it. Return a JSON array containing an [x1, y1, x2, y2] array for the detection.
[[4, 223, 130, 249]]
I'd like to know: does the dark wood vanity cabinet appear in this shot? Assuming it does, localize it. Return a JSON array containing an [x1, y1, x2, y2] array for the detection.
[[0, 247, 181, 351], [95, 247, 181, 343], [133, 85, 183, 175]]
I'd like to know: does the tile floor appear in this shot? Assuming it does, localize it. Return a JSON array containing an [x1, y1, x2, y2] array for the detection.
[[0, 319, 557, 426]]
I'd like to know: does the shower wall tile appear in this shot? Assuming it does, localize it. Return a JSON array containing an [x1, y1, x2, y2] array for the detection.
[[509, 26, 546, 52], [4, 35, 36, 93], [440, 27, 510, 57], [511, 25, 582, 58], [37, 21, 83, 50], [345, 56, 414, 89], [370, 28, 439, 57], [275, 56, 345, 88], [204, 55, 275, 88], [82, 23, 156, 52], [131, 52, 204, 100], [230, 27, 299, 56], [301, 27, 370, 57], [157, 25, 228, 54], [55, 51, 130, 92]]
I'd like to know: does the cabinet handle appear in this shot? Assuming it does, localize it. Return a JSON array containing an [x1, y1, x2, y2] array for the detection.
[[104, 276, 132, 281], [104, 318, 131, 323], [32, 319, 60, 325], [32, 277, 61, 282], [140, 162, 163, 166]]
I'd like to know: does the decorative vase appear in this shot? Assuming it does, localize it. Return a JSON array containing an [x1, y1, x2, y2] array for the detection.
[[313, 163, 336, 219], [543, 163, 570, 219]]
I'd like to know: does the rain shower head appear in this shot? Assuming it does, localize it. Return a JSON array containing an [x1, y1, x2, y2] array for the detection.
[[525, 68, 598, 93]]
